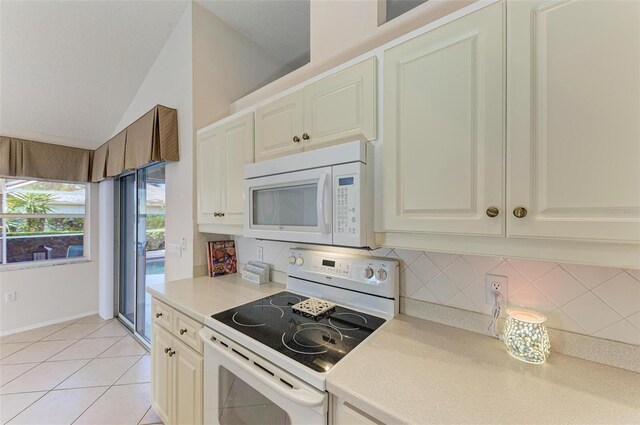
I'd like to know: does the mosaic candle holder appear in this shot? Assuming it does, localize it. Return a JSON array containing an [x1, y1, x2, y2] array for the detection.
[[503, 309, 550, 364]]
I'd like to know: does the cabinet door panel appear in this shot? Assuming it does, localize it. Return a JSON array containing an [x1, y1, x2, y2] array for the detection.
[[172, 339, 203, 425], [196, 128, 223, 224], [303, 57, 377, 150], [151, 324, 172, 425], [507, 0, 640, 241], [223, 114, 254, 225], [255, 91, 303, 161], [382, 2, 504, 236]]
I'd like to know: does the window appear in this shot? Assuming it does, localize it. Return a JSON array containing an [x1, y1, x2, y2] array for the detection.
[[0, 178, 88, 266], [382, 0, 429, 24]]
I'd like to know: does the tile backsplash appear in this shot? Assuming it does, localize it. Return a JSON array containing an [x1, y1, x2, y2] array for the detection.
[[234, 236, 640, 346]]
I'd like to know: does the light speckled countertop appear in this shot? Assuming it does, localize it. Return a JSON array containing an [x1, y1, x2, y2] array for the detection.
[[146, 274, 284, 322], [148, 276, 640, 424], [327, 314, 640, 425]]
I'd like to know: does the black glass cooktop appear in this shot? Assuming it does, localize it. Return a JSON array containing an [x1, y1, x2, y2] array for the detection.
[[211, 291, 386, 373]]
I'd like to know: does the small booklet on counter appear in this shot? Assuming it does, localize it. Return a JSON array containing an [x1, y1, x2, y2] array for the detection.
[[206, 240, 237, 277]]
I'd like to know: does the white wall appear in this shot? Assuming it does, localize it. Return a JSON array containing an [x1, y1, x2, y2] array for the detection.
[[111, 4, 194, 283], [0, 184, 100, 334], [192, 3, 297, 275]]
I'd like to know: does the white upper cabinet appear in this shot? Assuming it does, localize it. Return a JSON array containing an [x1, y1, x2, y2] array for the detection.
[[255, 91, 304, 161], [196, 128, 222, 224], [303, 57, 377, 150], [507, 0, 640, 242], [197, 113, 254, 232], [382, 2, 504, 236], [255, 58, 377, 161]]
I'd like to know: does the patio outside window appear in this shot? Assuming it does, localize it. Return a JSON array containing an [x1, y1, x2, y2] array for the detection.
[[0, 178, 87, 266]]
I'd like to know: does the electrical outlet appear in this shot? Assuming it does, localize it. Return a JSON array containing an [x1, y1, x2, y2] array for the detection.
[[256, 246, 263, 262], [485, 274, 508, 304], [4, 291, 17, 303]]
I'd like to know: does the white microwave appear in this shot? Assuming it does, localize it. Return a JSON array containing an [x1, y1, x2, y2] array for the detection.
[[243, 141, 375, 248]]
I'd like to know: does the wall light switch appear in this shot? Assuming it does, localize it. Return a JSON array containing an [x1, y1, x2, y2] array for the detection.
[[4, 291, 17, 303], [166, 243, 182, 258]]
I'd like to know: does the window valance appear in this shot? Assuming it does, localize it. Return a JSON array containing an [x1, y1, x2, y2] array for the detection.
[[0, 136, 93, 182], [91, 105, 179, 182], [0, 104, 179, 183]]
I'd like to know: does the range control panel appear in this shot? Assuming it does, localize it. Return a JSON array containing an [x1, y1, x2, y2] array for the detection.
[[288, 249, 399, 300]]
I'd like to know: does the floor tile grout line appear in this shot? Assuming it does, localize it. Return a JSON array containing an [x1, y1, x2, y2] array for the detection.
[[48, 323, 136, 391], [50, 354, 144, 392], [69, 385, 112, 425], [1, 389, 49, 424], [0, 362, 40, 389], [138, 405, 152, 425]]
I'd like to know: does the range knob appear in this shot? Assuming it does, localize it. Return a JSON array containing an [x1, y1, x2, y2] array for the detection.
[[363, 266, 374, 279], [288, 255, 297, 265], [376, 268, 388, 281], [296, 256, 304, 266]]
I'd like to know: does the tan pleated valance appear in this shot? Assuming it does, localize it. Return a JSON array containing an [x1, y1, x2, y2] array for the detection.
[[91, 104, 179, 182], [1, 105, 178, 183], [0, 136, 93, 182]]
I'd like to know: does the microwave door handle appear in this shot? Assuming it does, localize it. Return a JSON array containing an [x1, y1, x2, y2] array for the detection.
[[316, 172, 328, 234]]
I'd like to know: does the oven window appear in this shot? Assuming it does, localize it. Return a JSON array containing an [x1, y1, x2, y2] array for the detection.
[[252, 183, 318, 227], [219, 366, 290, 424]]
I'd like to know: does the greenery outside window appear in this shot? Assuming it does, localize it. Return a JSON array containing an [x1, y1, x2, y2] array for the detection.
[[0, 178, 88, 267]]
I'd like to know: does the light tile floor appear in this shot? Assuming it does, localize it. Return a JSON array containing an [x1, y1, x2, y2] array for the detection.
[[0, 315, 162, 425]]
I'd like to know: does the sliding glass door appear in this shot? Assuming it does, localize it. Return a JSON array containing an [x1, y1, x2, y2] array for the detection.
[[116, 162, 165, 343]]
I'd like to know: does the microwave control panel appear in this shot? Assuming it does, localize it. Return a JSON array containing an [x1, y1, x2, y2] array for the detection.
[[334, 174, 359, 237]]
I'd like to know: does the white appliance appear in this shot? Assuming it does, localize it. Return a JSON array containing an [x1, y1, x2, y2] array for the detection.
[[243, 141, 375, 248], [200, 249, 399, 425]]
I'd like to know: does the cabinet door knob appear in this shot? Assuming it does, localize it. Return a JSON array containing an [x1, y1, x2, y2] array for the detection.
[[180, 328, 187, 335], [486, 206, 499, 218], [302, 133, 310, 140], [213, 212, 219, 217], [164, 347, 171, 353], [168, 350, 176, 357], [292, 135, 300, 143], [219, 212, 225, 217], [513, 207, 528, 218], [155, 312, 162, 318]]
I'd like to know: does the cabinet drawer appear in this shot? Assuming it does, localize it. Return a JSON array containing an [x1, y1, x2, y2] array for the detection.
[[152, 299, 173, 331], [173, 311, 203, 354]]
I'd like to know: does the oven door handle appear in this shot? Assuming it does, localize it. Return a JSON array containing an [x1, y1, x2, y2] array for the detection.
[[202, 331, 326, 408], [316, 172, 328, 234]]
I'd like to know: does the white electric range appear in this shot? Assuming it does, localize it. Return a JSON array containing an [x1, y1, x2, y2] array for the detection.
[[199, 249, 399, 425]]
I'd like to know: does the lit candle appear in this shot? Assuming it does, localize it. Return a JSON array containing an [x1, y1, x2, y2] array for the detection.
[[503, 308, 551, 364]]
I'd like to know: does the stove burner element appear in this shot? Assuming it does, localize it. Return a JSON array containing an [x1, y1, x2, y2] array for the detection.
[[282, 323, 343, 355], [269, 294, 302, 308], [231, 305, 284, 327], [328, 312, 368, 330], [292, 298, 336, 319]]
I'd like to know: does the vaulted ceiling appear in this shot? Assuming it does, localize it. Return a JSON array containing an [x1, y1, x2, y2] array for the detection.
[[0, 0, 188, 149], [0, 0, 310, 150]]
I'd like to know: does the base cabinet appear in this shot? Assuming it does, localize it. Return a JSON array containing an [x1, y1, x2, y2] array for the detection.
[[151, 323, 203, 425], [151, 324, 172, 424]]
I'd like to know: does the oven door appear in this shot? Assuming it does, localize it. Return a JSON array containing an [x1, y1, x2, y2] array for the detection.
[[201, 327, 327, 425], [244, 167, 333, 245]]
